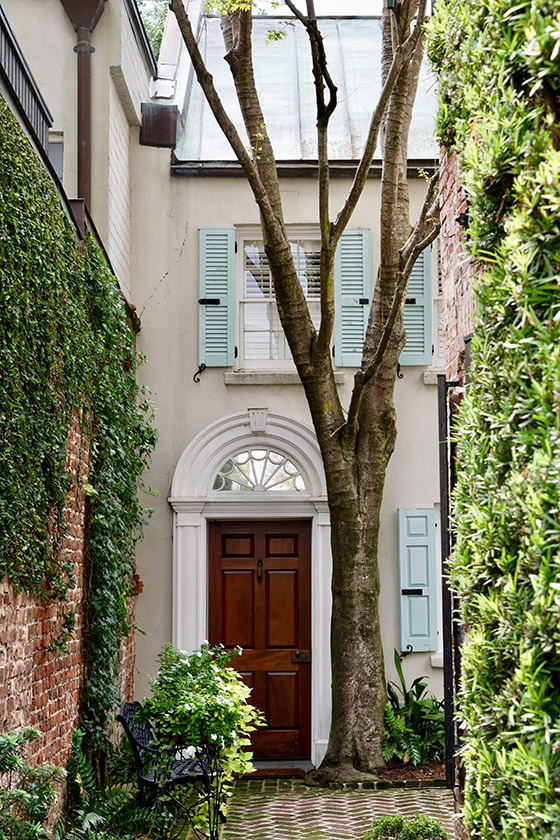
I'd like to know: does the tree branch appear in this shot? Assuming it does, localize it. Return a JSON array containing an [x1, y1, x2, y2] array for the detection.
[[283, 0, 338, 119], [221, 10, 285, 221], [281, 0, 338, 360], [169, 0, 281, 235], [401, 208, 440, 279], [332, 0, 428, 245], [400, 169, 439, 268]]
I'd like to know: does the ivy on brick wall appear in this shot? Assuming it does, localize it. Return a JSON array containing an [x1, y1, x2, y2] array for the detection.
[[0, 96, 157, 751], [429, 3, 560, 838]]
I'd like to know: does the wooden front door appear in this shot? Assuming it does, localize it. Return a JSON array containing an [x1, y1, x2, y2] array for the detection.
[[208, 520, 311, 758]]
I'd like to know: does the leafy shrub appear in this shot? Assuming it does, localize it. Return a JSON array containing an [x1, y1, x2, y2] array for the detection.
[[145, 642, 264, 757], [383, 650, 445, 766], [0, 728, 64, 840], [428, 0, 560, 837], [142, 643, 265, 831], [363, 813, 447, 840]]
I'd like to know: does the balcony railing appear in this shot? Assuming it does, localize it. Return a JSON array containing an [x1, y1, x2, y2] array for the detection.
[[0, 5, 52, 149]]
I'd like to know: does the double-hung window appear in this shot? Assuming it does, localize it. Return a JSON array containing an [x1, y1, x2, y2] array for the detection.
[[241, 234, 321, 367], [197, 226, 435, 370]]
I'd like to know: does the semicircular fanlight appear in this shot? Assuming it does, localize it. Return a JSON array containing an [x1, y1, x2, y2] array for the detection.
[[212, 449, 306, 492]]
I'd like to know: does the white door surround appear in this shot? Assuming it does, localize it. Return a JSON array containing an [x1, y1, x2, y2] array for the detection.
[[169, 410, 332, 766]]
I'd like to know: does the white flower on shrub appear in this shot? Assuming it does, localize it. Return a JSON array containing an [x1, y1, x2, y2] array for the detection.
[[183, 745, 197, 759]]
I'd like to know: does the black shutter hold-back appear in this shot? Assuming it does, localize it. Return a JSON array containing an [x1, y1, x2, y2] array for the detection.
[[193, 363, 206, 383]]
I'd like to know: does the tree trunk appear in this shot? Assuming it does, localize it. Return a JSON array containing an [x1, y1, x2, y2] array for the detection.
[[169, 0, 439, 781]]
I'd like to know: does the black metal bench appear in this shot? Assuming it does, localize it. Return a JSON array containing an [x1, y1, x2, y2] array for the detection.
[[117, 701, 225, 840]]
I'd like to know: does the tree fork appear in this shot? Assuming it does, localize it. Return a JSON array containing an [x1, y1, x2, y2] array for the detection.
[[170, 0, 438, 780]]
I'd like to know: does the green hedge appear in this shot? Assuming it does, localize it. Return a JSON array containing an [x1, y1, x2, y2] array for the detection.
[[0, 96, 157, 750], [428, 3, 560, 837]]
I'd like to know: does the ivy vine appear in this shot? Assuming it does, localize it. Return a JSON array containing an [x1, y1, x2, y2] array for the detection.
[[0, 96, 157, 751]]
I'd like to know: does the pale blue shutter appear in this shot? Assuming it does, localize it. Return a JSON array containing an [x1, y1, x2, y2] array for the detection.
[[400, 247, 432, 365], [398, 508, 437, 652], [334, 228, 371, 367], [198, 228, 235, 367]]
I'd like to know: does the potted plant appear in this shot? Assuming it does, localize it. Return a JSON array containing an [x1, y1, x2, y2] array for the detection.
[[142, 643, 264, 835]]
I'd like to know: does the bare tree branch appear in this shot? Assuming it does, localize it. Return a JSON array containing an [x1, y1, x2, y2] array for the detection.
[[401, 206, 440, 279], [281, 0, 339, 360], [169, 0, 282, 236], [222, 10, 285, 220], [400, 169, 439, 267], [344, 191, 440, 447], [343, 263, 409, 443], [283, 0, 338, 119], [332, 0, 428, 245]]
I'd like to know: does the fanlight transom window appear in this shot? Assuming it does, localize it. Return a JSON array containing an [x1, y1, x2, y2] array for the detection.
[[213, 449, 306, 492]]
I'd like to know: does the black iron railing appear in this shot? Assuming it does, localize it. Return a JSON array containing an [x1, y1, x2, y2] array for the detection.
[[0, 6, 52, 149]]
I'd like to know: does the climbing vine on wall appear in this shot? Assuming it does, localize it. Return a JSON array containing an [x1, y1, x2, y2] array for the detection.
[[0, 96, 157, 750], [429, 3, 560, 838]]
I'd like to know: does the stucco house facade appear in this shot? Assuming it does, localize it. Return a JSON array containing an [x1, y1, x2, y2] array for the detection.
[[134, 2, 444, 767], [3, 0, 445, 768]]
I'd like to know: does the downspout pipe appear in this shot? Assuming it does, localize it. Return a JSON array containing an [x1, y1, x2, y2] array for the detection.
[[60, 0, 106, 209], [75, 26, 93, 208]]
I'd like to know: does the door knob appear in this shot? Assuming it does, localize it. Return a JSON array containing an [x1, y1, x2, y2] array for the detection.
[[291, 649, 311, 663]]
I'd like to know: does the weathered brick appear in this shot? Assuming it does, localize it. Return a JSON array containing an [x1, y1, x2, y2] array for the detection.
[[0, 415, 135, 781], [440, 153, 476, 381]]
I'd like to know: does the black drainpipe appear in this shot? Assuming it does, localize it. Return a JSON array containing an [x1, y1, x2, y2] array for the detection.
[[60, 0, 106, 209], [438, 374, 459, 790]]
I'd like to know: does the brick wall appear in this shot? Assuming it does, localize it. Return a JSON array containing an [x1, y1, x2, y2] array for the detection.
[[118, 606, 136, 703], [439, 152, 477, 381], [0, 416, 136, 775]]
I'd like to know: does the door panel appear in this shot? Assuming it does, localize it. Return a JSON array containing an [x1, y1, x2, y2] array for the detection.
[[266, 571, 297, 647], [209, 520, 311, 758], [222, 571, 254, 647]]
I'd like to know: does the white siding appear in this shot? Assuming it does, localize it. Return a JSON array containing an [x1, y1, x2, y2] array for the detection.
[[108, 78, 131, 295]]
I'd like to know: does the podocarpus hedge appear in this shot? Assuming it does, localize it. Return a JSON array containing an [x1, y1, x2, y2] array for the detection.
[[0, 95, 157, 752], [429, 2, 560, 838]]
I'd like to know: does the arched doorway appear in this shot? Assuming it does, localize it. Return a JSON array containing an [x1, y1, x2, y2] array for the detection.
[[169, 410, 332, 765]]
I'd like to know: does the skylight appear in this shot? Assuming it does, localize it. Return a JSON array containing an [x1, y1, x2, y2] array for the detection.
[[252, 0, 383, 16]]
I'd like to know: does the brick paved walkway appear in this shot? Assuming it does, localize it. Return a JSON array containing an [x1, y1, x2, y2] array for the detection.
[[222, 779, 456, 839]]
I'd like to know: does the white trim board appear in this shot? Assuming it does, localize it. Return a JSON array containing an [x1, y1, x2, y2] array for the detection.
[[169, 410, 332, 767]]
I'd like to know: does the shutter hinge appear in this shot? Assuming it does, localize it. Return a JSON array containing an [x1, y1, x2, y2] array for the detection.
[[405, 297, 416, 305], [198, 298, 221, 305], [332, 345, 335, 357], [432, 344, 435, 355], [359, 297, 369, 305], [234, 346, 238, 358], [234, 241, 238, 253]]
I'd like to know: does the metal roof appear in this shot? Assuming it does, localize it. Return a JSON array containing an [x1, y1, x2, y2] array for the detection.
[[174, 15, 438, 163]]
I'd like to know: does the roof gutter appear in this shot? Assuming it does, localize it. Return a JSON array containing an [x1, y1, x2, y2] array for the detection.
[[170, 159, 439, 179]]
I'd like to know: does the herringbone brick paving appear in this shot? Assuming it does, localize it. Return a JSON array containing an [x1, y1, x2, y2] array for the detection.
[[222, 779, 456, 839]]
